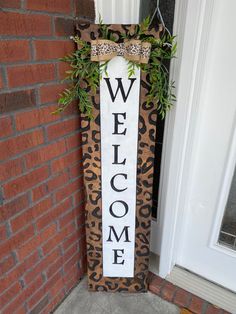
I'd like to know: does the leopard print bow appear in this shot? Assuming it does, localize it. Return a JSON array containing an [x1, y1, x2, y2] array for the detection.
[[91, 39, 151, 64]]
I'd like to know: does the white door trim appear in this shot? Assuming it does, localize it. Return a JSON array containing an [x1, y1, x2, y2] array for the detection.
[[94, 0, 140, 24], [158, 0, 216, 278]]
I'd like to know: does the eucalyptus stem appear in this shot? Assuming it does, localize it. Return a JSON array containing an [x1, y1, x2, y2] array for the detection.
[[56, 17, 176, 119]]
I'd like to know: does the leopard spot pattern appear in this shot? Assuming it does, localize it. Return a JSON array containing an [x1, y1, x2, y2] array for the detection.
[[77, 23, 160, 292]]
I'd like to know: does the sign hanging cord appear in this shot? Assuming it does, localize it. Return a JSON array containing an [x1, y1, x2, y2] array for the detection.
[[150, 0, 172, 36]]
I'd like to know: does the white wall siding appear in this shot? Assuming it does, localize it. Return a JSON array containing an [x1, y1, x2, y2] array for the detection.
[[95, 0, 140, 24]]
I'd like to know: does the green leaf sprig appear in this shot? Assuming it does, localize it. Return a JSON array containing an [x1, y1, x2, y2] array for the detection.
[[56, 17, 176, 119]]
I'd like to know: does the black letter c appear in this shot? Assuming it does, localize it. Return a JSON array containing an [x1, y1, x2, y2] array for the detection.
[[110, 173, 127, 192]]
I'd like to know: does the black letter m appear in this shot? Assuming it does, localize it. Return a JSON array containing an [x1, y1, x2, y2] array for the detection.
[[107, 226, 131, 242]]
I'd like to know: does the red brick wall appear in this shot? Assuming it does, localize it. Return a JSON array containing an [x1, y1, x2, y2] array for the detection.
[[0, 1, 94, 313]]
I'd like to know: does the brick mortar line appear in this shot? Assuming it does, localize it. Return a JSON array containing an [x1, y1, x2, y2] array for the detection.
[[0, 130, 83, 166], [202, 301, 210, 313], [3, 179, 84, 229], [43, 255, 64, 279], [31, 294, 51, 313], [62, 249, 82, 269], [0, 249, 40, 286], [70, 0, 74, 16], [1, 215, 84, 284], [1, 251, 80, 313], [3, 191, 60, 227], [15, 193, 59, 241], [77, 16, 95, 23], [0, 89, 75, 107], [1, 163, 48, 202], [62, 239, 85, 257], [1, 222, 44, 260], [159, 280, 177, 303], [64, 220, 85, 239], [0, 67, 3, 88], [0, 1, 88, 308], [45, 290, 63, 314], [26, 291, 50, 313], [1, 63, 60, 94], [6, 194, 85, 238], [0, 120, 78, 142], [46, 278, 83, 314], [35, 88, 41, 107], [2, 56, 73, 67], [1, 76, 70, 96], [1, 163, 83, 208], [185, 292, 192, 309], [53, 115, 82, 125], [52, 220, 85, 252], [53, 278, 85, 313], [4, 60, 59, 68], [29, 38, 36, 61], [5, 219, 12, 238], [40, 220, 77, 255], [62, 241, 81, 259], [62, 221, 85, 243], [20, 0, 25, 10], [39, 203, 85, 238], [55, 61, 61, 81], [9, 112, 17, 134], [0, 80, 61, 95], [4, 221, 12, 239], [1, 145, 83, 187], [23, 248, 83, 306], [149, 274, 229, 314], [1, 67, 9, 89], [0, 123, 58, 144], [1, 8, 77, 18], [39, 99, 80, 109], [171, 288, 179, 304], [58, 202, 85, 221], [1, 280, 44, 314], [62, 257, 82, 283], [46, 125, 82, 138], [1, 35, 72, 43], [51, 12, 56, 38], [188, 294, 194, 312], [0, 279, 25, 309], [42, 125, 49, 145], [0, 81, 59, 96], [0, 35, 73, 41]]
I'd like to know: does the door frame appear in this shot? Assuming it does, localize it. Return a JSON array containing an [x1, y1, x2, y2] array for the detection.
[[94, 0, 218, 278], [158, 0, 216, 277]]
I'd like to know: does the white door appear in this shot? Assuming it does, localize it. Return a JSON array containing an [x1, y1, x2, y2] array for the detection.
[[174, 0, 236, 292]]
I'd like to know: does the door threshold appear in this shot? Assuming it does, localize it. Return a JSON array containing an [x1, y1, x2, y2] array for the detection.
[[166, 266, 236, 313]]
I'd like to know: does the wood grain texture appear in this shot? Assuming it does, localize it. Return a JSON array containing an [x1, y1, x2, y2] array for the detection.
[[77, 23, 161, 292]]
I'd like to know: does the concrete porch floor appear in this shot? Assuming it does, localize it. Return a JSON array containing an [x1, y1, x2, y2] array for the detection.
[[54, 277, 180, 314]]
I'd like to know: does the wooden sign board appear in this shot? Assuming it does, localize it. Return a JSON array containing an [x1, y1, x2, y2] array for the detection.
[[77, 24, 160, 292]]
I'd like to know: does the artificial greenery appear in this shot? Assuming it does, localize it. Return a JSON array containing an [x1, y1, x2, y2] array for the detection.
[[56, 17, 176, 119]]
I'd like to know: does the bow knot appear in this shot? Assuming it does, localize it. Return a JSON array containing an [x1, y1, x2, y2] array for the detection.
[[91, 39, 151, 64]]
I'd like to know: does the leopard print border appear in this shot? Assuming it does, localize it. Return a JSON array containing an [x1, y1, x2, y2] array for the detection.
[[77, 24, 160, 292]]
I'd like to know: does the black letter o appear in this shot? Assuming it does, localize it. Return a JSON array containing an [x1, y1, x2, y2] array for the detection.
[[109, 200, 129, 218]]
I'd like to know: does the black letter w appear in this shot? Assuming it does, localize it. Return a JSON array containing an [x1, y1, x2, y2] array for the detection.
[[104, 78, 136, 103]]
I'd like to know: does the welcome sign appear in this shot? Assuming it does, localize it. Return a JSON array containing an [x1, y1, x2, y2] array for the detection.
[[100, 57, 140, 277], [78, 24, 160, 292]]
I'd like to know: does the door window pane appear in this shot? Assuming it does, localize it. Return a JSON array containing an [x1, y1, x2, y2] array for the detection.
[[218, 166, 236, 250]]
